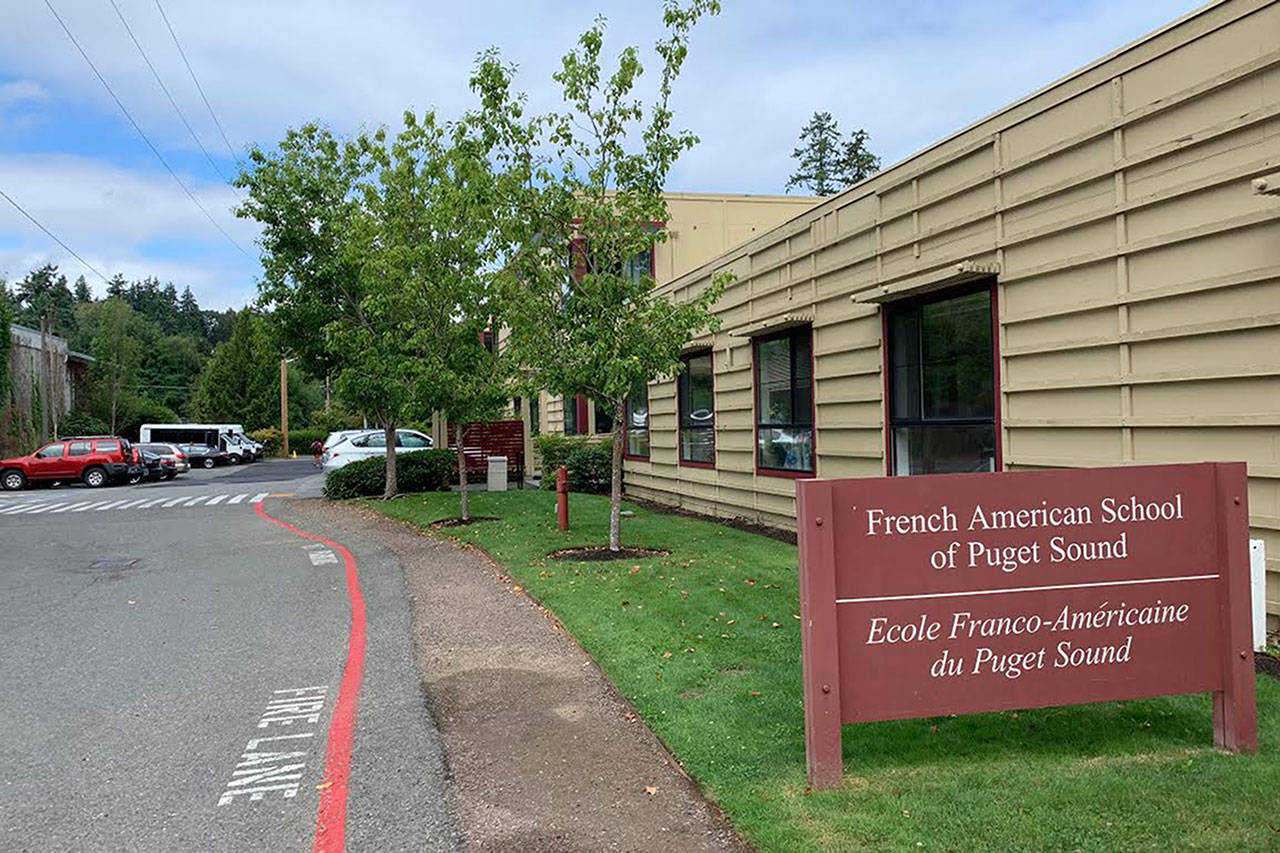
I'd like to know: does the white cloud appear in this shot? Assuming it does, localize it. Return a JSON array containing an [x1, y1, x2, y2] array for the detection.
[[0, 153, 259, 308]]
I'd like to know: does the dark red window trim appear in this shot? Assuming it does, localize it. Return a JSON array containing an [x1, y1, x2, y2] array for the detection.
[[752, 324, 817, 479], [881, 279, 1002, 476], [678, 349, 716, 469], [622, 384, 651, 461]]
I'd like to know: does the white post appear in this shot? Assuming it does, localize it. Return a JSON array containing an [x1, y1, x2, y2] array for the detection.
[[1250, 538, 1266, 652]]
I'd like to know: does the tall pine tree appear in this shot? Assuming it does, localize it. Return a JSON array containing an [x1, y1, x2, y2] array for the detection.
[[786, 111, 881, 195]]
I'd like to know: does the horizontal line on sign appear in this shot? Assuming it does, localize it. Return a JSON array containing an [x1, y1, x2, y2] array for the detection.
[[836, 574, 1219, 604]]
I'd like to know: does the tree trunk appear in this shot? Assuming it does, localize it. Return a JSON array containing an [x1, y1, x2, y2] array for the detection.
[[383, 421, 398, 499], [324, 373, 332, 410], [609, 397, 626, 551], [456, 421, 469, 521]]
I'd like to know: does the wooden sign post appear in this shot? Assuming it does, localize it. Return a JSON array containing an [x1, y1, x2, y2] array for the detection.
[[796, 462, 1257, 789]]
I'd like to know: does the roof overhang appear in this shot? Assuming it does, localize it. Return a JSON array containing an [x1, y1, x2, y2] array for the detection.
[[851, 260, 1000, 304], [727, 312, 814, 339]]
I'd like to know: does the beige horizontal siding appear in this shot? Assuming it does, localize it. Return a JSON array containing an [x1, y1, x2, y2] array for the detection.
[[626, 0, 1280, 630]]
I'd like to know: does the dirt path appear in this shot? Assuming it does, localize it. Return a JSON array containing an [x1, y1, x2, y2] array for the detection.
[[286, 499, 752, 853]]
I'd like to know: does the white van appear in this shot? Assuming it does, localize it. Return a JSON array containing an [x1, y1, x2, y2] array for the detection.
[[139, 423, 260, 464]]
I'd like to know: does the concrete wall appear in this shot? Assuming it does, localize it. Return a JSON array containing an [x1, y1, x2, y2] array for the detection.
[[625, 0, 1280, 630]]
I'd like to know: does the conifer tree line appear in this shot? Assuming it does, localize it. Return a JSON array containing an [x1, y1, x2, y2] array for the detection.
[[1, 264, 325, 448]]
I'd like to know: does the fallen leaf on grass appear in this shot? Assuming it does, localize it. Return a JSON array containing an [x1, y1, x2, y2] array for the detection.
[[662, 651, 673, 659], [771, 622, 781, 629], [749, 690, 761, 697], [644, 786, 658, 796], [629, 565, 640, 574]]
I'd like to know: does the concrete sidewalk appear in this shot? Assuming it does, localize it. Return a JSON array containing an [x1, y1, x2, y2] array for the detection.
[[285, 498, 751, 853]]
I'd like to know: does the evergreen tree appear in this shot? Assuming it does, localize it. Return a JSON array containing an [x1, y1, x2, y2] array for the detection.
[[838, 127, 880, 187], [786, 111, 843, 195], [73, 275, 92, 303], [786, 111, 880, 195], [178, 286, 203, 337], [106, 273, 127, 298], [14, 264, 78, 336]]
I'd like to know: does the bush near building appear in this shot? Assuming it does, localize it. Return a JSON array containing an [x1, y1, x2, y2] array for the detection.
[[322, 449, 453, 499], [534, 434, 613, 494]]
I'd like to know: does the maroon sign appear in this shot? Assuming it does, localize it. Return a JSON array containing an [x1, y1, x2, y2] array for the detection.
[[796, 462, 1256, 788]]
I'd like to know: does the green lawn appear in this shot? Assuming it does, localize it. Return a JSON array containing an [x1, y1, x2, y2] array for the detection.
[[365, 490, 1280, 853]]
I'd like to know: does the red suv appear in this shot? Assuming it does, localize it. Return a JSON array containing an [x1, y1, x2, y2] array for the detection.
[[0, 436, 141, 490]]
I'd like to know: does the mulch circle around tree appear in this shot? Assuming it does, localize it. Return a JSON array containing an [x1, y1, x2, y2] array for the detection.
[[1257, 651, 1280, 682], [547, 546, 671, 562], [430, 516, 499, 528]]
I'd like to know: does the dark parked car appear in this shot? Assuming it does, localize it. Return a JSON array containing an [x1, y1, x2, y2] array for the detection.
[[1, 435, 140, 490], [180, 443, 229, 469], [131, 449, 178, 483]]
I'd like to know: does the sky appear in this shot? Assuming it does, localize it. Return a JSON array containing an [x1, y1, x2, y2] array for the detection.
[[0, 0, 1204, 310]]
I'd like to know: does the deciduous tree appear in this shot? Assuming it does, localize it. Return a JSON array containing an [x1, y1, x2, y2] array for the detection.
[[472, 0, 731, 550]]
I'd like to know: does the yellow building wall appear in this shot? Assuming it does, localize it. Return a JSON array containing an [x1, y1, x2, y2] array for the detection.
[[627, 0, 1280, 632], [539, 192, 819, 438]]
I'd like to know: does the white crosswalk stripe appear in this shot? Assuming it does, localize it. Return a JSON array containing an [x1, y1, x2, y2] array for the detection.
[[0, 491, 285, 518]]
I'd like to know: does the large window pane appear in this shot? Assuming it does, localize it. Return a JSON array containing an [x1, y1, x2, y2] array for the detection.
[[756, 337, 792, 425], [563, 395, 577, 435], [594, 400, 614, 435], [754, 327, 815, 473], [887, 286, 996, 476], [757, 427, 813, 472], [679, 352, 714, 464], [626, 384, 649, 457], [680, 428, 714, 464], [920, 291, 992, 419], [892, 424, 997, 475]]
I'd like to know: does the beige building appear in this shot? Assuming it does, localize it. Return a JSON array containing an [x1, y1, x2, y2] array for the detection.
[[522, 191, 821, 441], [618, 0, 1280, 632]]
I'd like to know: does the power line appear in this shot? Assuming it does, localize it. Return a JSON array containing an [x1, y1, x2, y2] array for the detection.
[[152, 0, 243, 169], [0, 185, 111, 285], [43, 0, 253, 259], [106, 0, 235, 187]]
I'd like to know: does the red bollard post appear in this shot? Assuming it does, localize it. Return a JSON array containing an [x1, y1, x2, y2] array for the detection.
[[556, 465, 569, 531]]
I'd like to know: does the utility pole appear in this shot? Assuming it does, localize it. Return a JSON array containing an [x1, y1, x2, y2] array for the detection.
[[280, 357, 290, 458]]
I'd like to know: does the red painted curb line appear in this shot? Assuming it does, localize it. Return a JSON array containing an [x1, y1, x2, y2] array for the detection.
[[256, 502, 366, 853]]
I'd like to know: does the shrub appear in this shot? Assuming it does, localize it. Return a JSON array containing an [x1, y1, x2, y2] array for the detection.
[[323, 449, 454, 499], [534, 434, 613, 494], [61, 410, 109, 437]]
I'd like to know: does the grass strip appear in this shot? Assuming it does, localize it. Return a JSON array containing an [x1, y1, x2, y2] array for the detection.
[[366, 490, 1280, 853]]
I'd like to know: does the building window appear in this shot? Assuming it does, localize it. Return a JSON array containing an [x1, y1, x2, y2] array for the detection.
[[625, 383, 650, 458], [594, 400, 614, 435], [754, 327, 814, 474], [563, 394, 588, 436], [512, 396, 522, 417], [530, 395, 541, 436], [678, 351, 715, 465], [886, 285, 997, 475]]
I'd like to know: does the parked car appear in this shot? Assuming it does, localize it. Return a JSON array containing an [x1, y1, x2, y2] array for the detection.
[[137, 442, 189, 474], [322, 430, 365, 453], [131, 449, 178, 483], [0, 435, 139, 490], [180, 443, 230, 469], [321, 429, 433, 472]]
